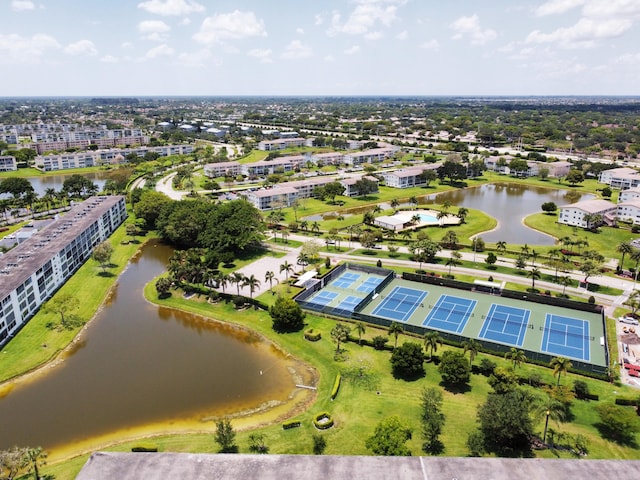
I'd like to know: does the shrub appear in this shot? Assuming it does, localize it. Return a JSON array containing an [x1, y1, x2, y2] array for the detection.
[[282, 420, 301, 430], [313, 412, 334, 430], [614, 397, 640, 406], [304, 328, 322, 341], [372, 335, 389, 350], [131, 445, 158, 452], [331, 374, 341, 400], [588, 295, 596, 304], [233, 296, 245, 309]]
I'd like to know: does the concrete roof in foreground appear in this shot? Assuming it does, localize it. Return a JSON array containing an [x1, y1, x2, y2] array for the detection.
[[76, 452, 640, 480]]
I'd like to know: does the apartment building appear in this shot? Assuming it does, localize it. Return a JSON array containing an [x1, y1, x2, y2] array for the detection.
[[0, 156, 17, 172], [343, 147, 397, 166], [557, 199, 617, 228], [598, 167, 640, 189], [382, 165, 439, 188], [0, 196, 127, 346], [204, 161, 242, 178], [257, 138, 308, 151]]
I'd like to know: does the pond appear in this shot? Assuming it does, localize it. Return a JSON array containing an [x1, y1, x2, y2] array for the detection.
[[0, 241, 307, 455], [26, 172, 107, 195], [423, 183, 594, 245]]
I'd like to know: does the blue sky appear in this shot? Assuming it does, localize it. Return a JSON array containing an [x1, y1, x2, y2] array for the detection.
[[1, 0, 639, 96]]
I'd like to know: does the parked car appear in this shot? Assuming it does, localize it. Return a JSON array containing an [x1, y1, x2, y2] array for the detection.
[[619, 316, 639, 325]]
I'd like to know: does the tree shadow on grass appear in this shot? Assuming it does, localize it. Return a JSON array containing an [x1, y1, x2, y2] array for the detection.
[[593, 422, 639, 448], [439, 381, 471, 394], [97, 271, 115, 278]]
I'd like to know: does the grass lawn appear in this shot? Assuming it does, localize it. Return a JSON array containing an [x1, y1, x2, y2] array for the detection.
[[525, 212, 637, 262], [0, 165, 108, 178]]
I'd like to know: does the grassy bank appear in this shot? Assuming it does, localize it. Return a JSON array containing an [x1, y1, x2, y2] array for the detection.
[[0, 220, 146, 383]]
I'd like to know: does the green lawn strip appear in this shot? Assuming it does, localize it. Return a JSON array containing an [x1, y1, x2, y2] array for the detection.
[[235, 150, 269, 164], [481, 171, 607, 196], [525, 212, 637, 263], [0, 220, 146, 383], [264, 238, 303, 249]]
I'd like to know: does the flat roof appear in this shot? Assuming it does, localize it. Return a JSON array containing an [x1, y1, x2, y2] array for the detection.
[[76, 452, 640, 480], [561, 199, 617, 213], [0, 196, 125, 300]]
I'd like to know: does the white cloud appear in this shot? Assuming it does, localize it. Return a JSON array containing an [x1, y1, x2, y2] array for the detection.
[[281, 40, 312, 59], [315, 14, 324, 25], [450, 14, 497, 45], [527, 0, 640, 49], [138, 20, 171, 42], [0, 33, 60, 62], [248, 48, 273, 63], [143, 43, 174, 59], [420, 39, 440, 51], [324, 54, 335, 62], [193, 10, 266, 45], [100, 55, 119, 63], [535, 0, 585, 16], [396, 30, 408, 40], [344, 45, 360, 55], [526, 17, 631, 48], [176, 49, 214, 67], [64, 40, 98, 56], [137, 0, 204, 16], [296, 28, 304, 35], [11, 1, 35, 11], [328, 0, 407, 36], [615, 52, 640, 64], [364, 31, 383, 40]]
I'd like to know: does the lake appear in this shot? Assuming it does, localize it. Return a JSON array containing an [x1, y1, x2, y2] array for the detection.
[[424, 183, 593, 245], [0, 241, 307, 455]]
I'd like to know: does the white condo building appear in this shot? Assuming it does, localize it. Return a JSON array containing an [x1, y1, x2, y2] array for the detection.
[[0, 196, 127, 346]]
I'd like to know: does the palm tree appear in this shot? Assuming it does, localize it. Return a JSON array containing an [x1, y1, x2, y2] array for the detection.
[[423, 331, 443, 360], [443, 229, 458, 249], [409, 196, 418, 209], [242, 274, 261, 299], [528, 266, 541, 290], [505, 347, 526, 369], [300, 220, 309, 232], [355, 321, 366, 345], [297, 252, 309, 273], [265, 270, 276, 293], [550, 357, 572, 386], [530, 249, 539, 267], [401, 229, 413, 243], [280, 260, 293, 284], [231, 272, 245, 296], [457, 207, 469, 223], [617, 241, 634, 272], [462, 339, 481, 366], [496, 240, 507, 256], [215, 271, 229, 293], [534, 396, 566, 444], [390, 198, 400, 211], [311, 221, 321, 234], [388, 321, 404, 349], [24, 446, 47, 480], [559, 275, 572, 296], [446, 250, 462, 275]]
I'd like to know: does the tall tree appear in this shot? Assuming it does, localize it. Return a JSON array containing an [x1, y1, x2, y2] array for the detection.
[[331, 323, 351, 353], [92, 240, 114, 273], [534, 396, 566, 444], [617, 241, 634, 272], [528, 266, 541, 290], [462, 339, 481, 366], [421, 387, 446, 455], [355, 321, 366, 345], [423, 331, 443, 361], [388, 321, 404, 349], [242, 274, 261, 299], [265, 270, 276, 293], [550, 357, 573, 386]]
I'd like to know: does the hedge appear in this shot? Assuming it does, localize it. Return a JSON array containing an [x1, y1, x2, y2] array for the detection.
[[131, 445, 158, 452], [304, 328, 322, 341], [615, 397, 640, 406], [282, 420, 301, 430], [313, 412, 334, 430], [331, 373, 341, 400]]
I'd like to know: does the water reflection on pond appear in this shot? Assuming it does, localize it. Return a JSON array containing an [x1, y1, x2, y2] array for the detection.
[[424, 183, 593, 245], [0, 241, 301, 453]]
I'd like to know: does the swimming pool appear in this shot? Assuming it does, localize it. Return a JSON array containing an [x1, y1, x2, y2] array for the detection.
[[419, 213, 438, 223]]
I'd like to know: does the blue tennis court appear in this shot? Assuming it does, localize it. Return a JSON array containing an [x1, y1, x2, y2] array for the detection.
[[331, 272, 361, 289], [307, 290, 338, 307], [541, 314, 591, 361], [335, 295, 363, 313], [479, 304, 530, 347], [357, 276, 384, 293], [372, 286, 427, 322], [423, 294, 476, 333]]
